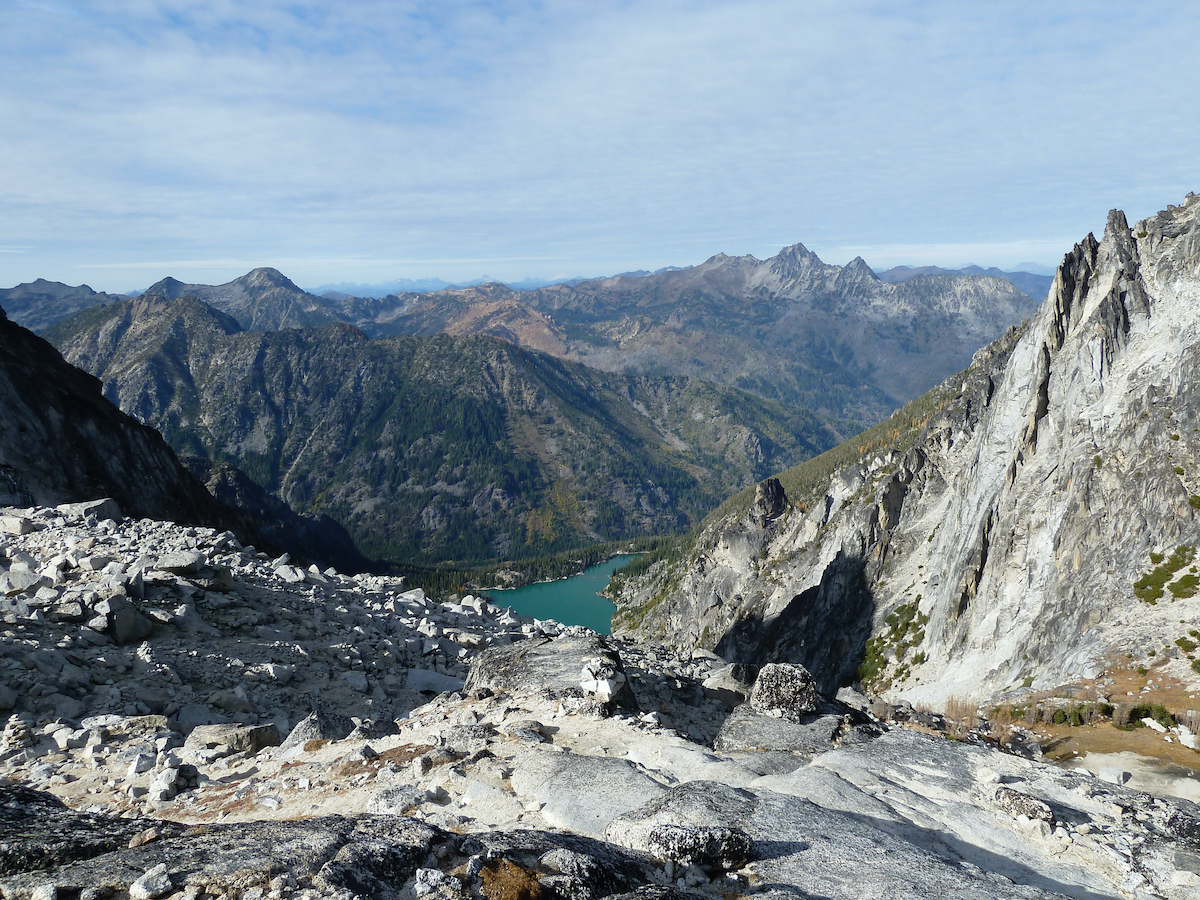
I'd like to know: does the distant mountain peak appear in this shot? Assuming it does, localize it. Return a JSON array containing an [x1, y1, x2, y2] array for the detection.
[[842, 256, 878, 279], [243, 267, 298, 288], [774, 242, 818, 260], [0, 278, 117, 331], [143, 276, 188, 299]]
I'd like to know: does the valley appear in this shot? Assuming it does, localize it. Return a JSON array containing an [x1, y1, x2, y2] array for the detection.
[[10, 244, 1038, 575]]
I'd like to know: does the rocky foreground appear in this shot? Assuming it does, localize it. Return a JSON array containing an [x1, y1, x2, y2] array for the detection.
[[3, 505, 1200, 899]]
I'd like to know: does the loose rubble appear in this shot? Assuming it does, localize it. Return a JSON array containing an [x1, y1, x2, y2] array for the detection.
[[4, 502, 1200, 899]]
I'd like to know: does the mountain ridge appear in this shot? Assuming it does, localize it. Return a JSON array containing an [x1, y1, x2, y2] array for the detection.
[[878, 263, 1054, 303], [0, 303, 235, 530], [11, 246, 1039, 429], [0, 279, 124, 333]]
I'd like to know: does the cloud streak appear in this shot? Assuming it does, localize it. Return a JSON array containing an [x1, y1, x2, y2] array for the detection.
[[2, 1, 1199, 290]]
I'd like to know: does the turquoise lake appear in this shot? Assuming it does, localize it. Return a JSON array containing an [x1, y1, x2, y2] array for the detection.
[[486, 554, 638, 634]]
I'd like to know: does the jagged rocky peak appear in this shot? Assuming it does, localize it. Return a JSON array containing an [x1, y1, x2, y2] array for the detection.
[[698, 251, 760, 272], [611, 191, 1200, 708], [133, 267, 344, 332], [765, 241, 836, 277], [838, 255, 878, 281], [145, 268, 299, 299]]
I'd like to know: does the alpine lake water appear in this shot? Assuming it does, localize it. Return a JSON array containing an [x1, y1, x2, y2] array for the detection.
[[485, 554, 638, 635]]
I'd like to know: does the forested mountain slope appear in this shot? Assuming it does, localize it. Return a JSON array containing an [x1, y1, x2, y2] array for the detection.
[[47, 295, 841, 566]]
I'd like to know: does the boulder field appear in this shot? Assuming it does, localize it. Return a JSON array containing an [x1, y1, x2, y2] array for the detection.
[[3, 502, 1200, 898]]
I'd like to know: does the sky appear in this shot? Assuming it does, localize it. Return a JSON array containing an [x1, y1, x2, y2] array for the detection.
[[2, 1, 1199, 293]]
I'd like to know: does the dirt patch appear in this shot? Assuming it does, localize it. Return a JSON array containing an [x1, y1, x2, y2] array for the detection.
[[479, 858, 545, 900], [1036, 723, 1200, 770], [337, 743, 436, 778]]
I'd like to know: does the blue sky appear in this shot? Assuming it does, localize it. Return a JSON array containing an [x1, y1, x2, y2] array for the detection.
[[2, 1, 1198, 292]]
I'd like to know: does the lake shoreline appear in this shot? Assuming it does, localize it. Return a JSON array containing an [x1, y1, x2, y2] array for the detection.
[[483, 554, 639, 634], [479, 550, 643, 592]]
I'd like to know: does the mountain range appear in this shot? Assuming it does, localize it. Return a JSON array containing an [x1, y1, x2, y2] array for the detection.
[[4, 240, 1039, 570], [876, 264, 1054, 304], [8, 247, 1039, 431], [0, 279, 124, 333]]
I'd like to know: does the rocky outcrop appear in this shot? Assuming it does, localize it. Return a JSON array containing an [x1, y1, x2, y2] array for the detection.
[[0, 502, 571, 727], [748, 477, 786, 527], [612, 192, 1200, 706], [5, 566, 1200, 898], [0, 308, 233, 529]]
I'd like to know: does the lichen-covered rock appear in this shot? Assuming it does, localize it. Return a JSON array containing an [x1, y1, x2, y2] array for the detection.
[[641, 824, 752, 871], [994, 786, 1055, 825], [0, 786, 186, 877], [712, 704, 844, 754], [747, 663, 819, 720], [0, 794, 447, 900]]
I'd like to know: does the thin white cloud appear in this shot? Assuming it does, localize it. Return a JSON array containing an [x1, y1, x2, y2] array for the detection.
[[76, 255, 573, 270], [811, 239, 1082, 272], [1, 1, 1198, 290]]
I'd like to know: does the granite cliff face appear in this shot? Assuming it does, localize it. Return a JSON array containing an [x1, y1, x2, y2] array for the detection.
[[612, 193, 1200, 705], [46, 295, 840, 566], [0, 306, 233, 529]]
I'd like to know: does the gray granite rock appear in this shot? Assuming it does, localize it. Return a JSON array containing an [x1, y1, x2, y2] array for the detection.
[[466, 635, 637, 710], [510, 750, 668, 839], [0, 792, 447, 900], [713, 704, 842, 754]]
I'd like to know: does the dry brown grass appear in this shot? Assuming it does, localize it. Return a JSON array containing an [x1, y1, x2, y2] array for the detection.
[[979, 655, 1200, 769], [942, 695, 979, 738], [479, 858, 545, 900], [336, 743, 435, 778]]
